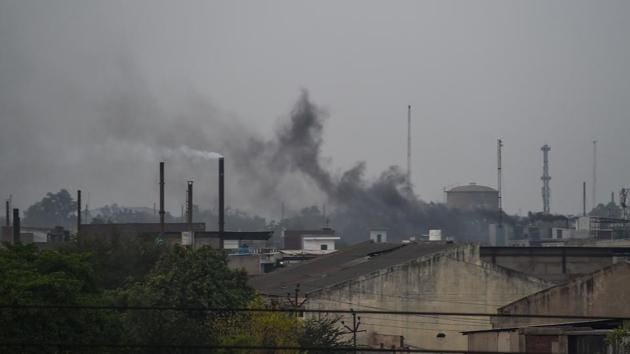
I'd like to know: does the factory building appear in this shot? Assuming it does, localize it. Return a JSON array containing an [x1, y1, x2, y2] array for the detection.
[[446, 183, 499, 211]]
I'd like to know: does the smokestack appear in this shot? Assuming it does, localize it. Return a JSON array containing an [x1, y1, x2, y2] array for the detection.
[[582, 182, 587, 216], [186, 181, 193, 227], [5, 199, 9, 227], [77, 190, 81, 234], [218, 157, 225, 250], [159, 161, 165, 236], [12, 208, 20, 244]]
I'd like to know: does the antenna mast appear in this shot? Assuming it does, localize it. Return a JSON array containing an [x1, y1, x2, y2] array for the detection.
[[407, 105, 412, 189], [541, 144, 551, 214], [592, 140, 597, 210], [497, 139, 503, 214]]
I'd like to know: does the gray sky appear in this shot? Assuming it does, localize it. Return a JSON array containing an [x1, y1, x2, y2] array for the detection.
[[1, 0, 629, 217]]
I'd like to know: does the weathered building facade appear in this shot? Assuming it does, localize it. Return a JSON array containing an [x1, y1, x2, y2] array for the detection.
[[251, 242, 551, 351]]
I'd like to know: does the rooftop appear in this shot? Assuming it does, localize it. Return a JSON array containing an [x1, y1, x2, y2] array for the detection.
[[249, 241, 456, 297], [447, 183, 497, 193]]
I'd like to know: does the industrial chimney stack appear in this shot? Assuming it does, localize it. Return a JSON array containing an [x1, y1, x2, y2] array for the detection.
[[159, 162, 165, 236], [186, 181, 193, 227], [5, 199, 9, 227], [77, 190, 82, 234], [12, 208, 20, 244], [218, 157, 225, 250], [541, 145, 551, 214]]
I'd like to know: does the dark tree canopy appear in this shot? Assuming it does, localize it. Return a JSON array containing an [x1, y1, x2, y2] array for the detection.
[[23, 189, 76, 229]]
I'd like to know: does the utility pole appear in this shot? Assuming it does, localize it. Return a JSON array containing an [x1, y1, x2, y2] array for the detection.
[[286, 284, 308, 318], [342, 308, 366, 353]]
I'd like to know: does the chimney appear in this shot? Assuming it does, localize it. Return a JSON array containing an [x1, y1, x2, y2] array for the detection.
[[218, 157, 225, 250], [12, 208, 20, 244], [77, 190, 82, 234], [159, 162, 165, 236], [186, 181, 193, 227], [5, 199, 9, 227]]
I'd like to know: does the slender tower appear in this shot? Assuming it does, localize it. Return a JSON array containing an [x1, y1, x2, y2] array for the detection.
[[582, 182, 587, 216], [159, 162, 165, 236], [76, 190, 82, 234], [407, 105, 412, 189], [541, 145, 551, 214], [592, 140, 597, 210], [497, 139, 503, 217], [218, 157, 225, 250], [5, 199, 9, 227], [186, 181, 193, 227]]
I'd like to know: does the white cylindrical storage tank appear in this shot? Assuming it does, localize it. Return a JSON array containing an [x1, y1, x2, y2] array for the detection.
[[429, 229, 442, 241]]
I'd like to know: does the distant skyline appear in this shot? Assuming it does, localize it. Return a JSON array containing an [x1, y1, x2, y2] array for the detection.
[[1, 0, 629, 217]]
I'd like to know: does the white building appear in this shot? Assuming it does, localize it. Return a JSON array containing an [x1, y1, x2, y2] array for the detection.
[[369, 228, 388, 243]]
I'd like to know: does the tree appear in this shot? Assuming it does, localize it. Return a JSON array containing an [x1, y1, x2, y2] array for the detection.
[[115, 246, 255, 350], [299, 316, 350, 353], [63, 230, 167, 290], [23, 189, 76, 229], [0, 244, 122, 353], [220, 296, 301, 353]]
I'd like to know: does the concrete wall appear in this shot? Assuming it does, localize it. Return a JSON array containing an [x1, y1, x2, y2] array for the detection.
[[303, 238, 336, 251], [227, 254, 262, 275], [446, 190, 499, 211], [494, 262, 630, 328], [305, 245, 551, 351], [481, 247, 630, 283]]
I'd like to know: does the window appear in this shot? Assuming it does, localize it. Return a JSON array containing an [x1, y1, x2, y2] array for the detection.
[[320, 244, 328, 250], [377, 234, 382, 243]]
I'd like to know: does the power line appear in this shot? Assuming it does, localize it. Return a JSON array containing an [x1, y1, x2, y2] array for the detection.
[[1, 304, 628, 321], [0, 342, 542, 354]]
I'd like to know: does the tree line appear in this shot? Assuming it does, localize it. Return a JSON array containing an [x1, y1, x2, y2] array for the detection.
[[0, 235, 348, 353]]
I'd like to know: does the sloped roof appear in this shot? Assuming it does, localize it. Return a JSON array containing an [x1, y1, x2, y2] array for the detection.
[[249, 241, 456, 296]]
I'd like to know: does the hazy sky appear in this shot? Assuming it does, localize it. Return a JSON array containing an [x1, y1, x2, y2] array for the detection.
[[1, 0, 629, 217]]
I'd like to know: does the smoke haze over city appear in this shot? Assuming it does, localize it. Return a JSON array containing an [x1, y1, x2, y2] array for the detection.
[[1, 0, 630, 220]]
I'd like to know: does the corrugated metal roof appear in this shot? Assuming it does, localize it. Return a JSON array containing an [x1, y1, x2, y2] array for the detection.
[[249, 241, 456, 296]]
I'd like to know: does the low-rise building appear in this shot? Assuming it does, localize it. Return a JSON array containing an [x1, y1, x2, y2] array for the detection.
[[282, 228, 339, 253], [250, 241, 552, 351]]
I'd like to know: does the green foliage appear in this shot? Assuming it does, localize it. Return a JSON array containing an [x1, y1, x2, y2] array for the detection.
[[606, 328, 630, 354], [23, 189, 76, 229], [115, 246, 255, 349], [0, 244, 122, 353], [220, 296, 301, 353], [300, 316, 350, 353], [0, 242, 349, 352], [63, 231, 167, 290]]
